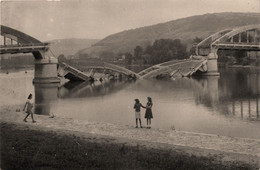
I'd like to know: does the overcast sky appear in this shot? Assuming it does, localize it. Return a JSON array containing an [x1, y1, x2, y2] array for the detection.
[[1, 0, 259, 41]]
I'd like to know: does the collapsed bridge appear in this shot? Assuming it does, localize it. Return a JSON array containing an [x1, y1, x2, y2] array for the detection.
[[58, 59, 207, 81]]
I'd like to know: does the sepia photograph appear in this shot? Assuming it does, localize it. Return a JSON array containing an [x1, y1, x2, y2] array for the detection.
[[0, 0, 259, 169]]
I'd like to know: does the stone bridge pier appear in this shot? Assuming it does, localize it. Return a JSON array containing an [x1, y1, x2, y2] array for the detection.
[[33, 50, 60, 84], [204, 49, 220, 76], [196, 48, 220, 76]]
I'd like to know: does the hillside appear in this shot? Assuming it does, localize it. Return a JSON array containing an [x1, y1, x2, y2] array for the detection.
[[48, 38, 99, 58], [77, 12, 260, 57]]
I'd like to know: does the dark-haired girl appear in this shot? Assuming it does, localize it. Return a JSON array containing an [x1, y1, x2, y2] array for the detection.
[[144, 97, 153, 128], [134, 99, 145, 128], [23, 94, 36, 123]]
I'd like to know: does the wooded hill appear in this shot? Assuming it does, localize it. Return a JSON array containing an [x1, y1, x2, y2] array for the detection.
[[48, 38, 99, 58], [76, 12, 260, 58]]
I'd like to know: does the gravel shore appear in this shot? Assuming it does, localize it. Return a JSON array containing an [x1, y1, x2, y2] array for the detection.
[[1, 105, 260, 169]]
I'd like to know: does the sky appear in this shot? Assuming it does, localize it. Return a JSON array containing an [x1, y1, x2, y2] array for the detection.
[[0, 0, 259, 41]]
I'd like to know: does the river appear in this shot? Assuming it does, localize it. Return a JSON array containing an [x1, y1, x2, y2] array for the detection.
[[0, 67, 259, 139]]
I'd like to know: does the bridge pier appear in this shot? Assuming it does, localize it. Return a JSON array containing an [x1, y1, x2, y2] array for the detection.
[[202, 52, 220, 76], [33, 56, 60, 84]]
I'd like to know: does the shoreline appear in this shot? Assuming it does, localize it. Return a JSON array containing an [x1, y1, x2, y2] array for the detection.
[[1, 105, 260, 169]]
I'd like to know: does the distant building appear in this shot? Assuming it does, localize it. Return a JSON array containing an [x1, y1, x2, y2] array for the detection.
[[114, 54, 126, 62]]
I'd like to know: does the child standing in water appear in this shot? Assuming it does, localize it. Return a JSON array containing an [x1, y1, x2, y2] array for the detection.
[[144, 97, 153, 129], [133, 99, 145, 128], [23, 94, 36, 123]]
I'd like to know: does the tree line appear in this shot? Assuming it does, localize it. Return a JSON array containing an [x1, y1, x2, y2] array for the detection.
[[124, 38, 188, 65], [58, 38, 189, 66]]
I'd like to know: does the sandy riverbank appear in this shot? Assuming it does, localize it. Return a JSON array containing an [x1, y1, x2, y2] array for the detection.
[[1, 105, 260, 169]]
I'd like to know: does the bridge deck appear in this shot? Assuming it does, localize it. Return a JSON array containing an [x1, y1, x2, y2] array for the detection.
[[0, 43, 48, 54], [214, 43, 260, 50]]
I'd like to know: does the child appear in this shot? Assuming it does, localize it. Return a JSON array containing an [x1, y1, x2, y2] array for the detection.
[[23, 94, 36, 123], [133, 99, 145, 128], [144, 97, 153, 129]]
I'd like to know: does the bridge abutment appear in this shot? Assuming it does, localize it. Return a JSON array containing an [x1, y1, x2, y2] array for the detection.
[[33, 56, 60, 84]]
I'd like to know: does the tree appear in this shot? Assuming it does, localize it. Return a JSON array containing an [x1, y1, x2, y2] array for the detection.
[[145, 39, 187, 64], [125, 52, 133, 65], [189, 37, 203, 55], [235, 51, 246, 64], [134, 46, 143, 60], [58, 54, 66, 63], [132, 38, 188, 65]]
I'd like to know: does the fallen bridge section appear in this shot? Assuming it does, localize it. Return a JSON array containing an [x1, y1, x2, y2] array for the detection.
[[139, 59, 207, 79], [58, 62, 90, 81]]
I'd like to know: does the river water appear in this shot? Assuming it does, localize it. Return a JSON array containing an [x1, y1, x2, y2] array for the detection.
[[0, 67, 259, 139]]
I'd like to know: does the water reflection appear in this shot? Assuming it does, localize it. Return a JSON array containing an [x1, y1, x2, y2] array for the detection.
[[193, 68, 260, 121], [219, 68, 259, 98], [218, 68, 260, 121], [34, 83, 58, 115], [58, 80, 130, 98], [192, 77, 219, 108]]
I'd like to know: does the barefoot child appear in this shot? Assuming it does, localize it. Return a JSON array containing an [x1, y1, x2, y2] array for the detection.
[[23, 94, 36, 123], [133, 99, 145, 128]]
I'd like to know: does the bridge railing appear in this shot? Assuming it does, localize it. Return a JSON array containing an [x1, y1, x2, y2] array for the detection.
[[104, 62, 139, 77]]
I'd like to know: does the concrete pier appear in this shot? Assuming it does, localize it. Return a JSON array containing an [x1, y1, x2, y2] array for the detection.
[[33, 57, 60, 84]]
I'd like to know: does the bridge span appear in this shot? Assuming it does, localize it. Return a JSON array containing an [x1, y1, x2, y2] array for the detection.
[[195, 24, 260, 76], [0, 25, 59, 83]]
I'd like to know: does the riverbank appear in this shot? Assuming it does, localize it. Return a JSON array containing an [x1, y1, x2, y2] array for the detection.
[[1, 105, 260, 169], [0, 65, 34, 72], [218, 62, 260, 70]]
